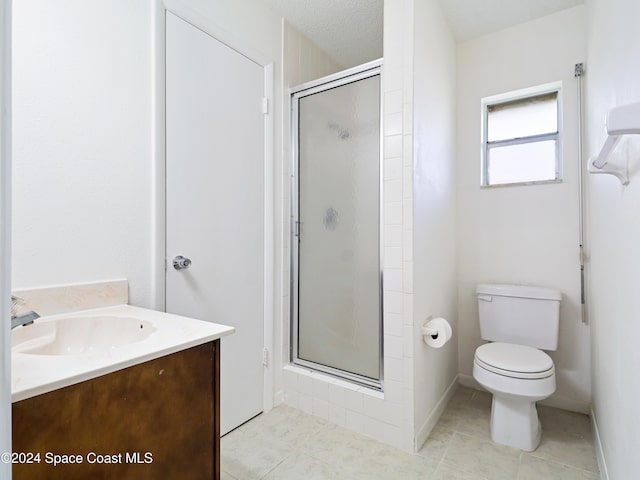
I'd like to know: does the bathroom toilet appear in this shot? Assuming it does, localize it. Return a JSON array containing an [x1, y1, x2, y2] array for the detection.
[[472, 284, 561, 451]]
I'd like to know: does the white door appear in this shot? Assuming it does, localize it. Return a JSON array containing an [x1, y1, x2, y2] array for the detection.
[[165, 12, 265, 436]]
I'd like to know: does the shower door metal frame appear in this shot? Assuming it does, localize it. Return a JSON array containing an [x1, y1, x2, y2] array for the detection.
[[289, 59, 384, 390]]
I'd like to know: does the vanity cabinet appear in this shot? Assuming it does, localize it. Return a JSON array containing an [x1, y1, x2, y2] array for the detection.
[[12, 340, 220, 479]]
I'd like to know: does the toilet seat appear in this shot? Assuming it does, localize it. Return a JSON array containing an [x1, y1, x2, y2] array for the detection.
[[474, 342, 554, 379]]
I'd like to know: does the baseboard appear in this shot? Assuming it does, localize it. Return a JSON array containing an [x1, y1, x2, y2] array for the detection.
[[414, 375, 459, 452], [591, 408, 608, 480], [459, 374, 590, 414]]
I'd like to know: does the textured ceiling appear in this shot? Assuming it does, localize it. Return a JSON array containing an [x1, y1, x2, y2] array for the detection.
[[263, 0, 383, 68], [263, 0, 584, 67]]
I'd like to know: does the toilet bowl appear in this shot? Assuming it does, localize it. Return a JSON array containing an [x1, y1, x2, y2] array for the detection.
[[473, 283, 561, 451], [473, 342, 555, 451]]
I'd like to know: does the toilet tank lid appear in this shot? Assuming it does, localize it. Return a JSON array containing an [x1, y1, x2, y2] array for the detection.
[[476, 284, 562, 301]]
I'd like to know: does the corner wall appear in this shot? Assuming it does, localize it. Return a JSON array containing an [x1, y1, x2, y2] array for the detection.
[[412, 0, 458, 445], [456, 6, 591, 413], [585, 0, 640, 477]]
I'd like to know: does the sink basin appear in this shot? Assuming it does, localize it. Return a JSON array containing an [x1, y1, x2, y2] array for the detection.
[[11, 315, 157, 355]]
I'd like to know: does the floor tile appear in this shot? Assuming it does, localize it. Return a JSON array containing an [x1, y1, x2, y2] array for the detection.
[[221, 427, 290, 480], [240, 404, 328, 448], [417, 425, 454, 462], [220, 386, 600, 480], [348, 441, 437, 480], [262, 452, 340, 480], [432, 387, 492, 441], [468, 389, 493, 412], [297, 422, 380, 467], [434, 408, 464, 431], [432, 387, 600, 478], [453, 403, 491, 440], [432, 463, 490, 480], [538, 405, 592, 436], [527, 428, 600, 474], [517, 455, 600, 480], [441, 432, 521, 480], [447, 387, 475, 410], [219, 470, 238, 480]]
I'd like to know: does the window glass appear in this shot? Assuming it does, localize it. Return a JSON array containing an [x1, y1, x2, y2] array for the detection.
[[487, 140, 557, 185], [487, 92, 558, 142], [482, 86, 561, 187]]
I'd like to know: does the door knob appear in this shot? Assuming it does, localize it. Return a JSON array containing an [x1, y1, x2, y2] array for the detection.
[[172, 255, 192, 270]]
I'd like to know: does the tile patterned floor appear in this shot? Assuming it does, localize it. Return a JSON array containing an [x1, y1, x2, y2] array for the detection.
[[221, 386, 600, 479]]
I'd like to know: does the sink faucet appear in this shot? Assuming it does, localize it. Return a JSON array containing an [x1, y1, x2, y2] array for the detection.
[[10, 295, 40, 329]]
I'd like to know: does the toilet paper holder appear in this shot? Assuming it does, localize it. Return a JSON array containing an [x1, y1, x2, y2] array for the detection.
[[422, 316, 452, 348], [421, 324, 439, 338], [421, 316, 442, 338]]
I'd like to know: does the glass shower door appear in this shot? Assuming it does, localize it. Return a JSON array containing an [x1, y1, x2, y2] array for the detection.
[[292, 64, 381, 386]]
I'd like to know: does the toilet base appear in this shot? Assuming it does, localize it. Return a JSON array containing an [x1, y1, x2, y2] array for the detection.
[[490, 395, 541, 451]]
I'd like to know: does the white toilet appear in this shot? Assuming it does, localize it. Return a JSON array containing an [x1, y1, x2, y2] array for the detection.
[[472, 283, 561, 452]]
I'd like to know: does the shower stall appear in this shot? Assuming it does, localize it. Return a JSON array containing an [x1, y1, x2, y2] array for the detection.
[[290, 60, 383, 389]]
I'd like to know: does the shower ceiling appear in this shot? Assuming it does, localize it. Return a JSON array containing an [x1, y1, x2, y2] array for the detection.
[[263, 0, 584, 67]]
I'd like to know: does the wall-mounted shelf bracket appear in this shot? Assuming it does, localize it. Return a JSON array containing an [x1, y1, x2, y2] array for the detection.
[[589, 102, 640, 185]]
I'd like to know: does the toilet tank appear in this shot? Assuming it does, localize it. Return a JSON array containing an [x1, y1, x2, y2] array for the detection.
[[476, 284, 562, 351]]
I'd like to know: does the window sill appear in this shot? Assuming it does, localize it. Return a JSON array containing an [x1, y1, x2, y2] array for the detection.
[[480, 178, 563, 189]]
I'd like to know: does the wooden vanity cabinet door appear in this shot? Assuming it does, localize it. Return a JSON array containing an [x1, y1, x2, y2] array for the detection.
[[12, 340, 220, 480]]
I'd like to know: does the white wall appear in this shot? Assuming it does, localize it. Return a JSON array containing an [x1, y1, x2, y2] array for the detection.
[[585, 0, 640, 477], [12, 0, 155, 307], [456, 6, 591, 413], [412, 0, 458, 444], [1, 0, 12, 473]]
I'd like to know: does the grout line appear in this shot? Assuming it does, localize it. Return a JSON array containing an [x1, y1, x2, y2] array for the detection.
[[435, 428, 457, 473], [514, 452, 523, 480], [220, 466, 239, 480], [292, 421, 330, 455], [521, 452, 601, 476], [258, 452, 293, 480]]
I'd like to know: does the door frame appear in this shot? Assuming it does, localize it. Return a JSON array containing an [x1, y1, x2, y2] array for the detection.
[[289, 59, 384, 389], [153, 1, 275, 414]]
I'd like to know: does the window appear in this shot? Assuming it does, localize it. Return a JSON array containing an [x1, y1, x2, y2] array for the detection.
[[481, 83, 561, 187]]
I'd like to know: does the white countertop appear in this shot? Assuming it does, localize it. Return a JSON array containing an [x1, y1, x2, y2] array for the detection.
[[11, 304, 235, 402]]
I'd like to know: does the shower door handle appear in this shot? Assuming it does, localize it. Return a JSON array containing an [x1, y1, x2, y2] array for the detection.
[[172, 255, 192, 270]]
